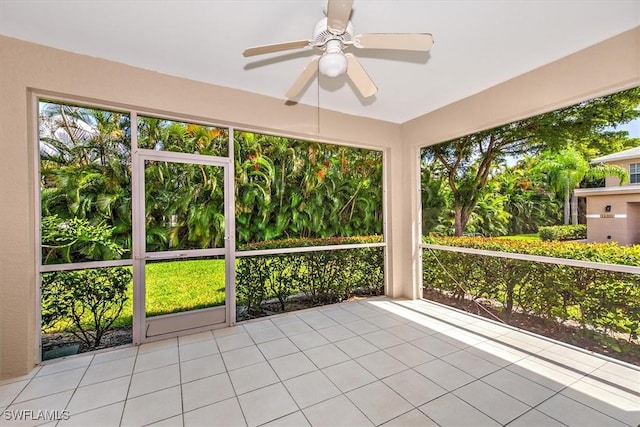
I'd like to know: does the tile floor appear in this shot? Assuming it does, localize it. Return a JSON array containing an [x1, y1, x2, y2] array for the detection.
[[1, 298, 638, 426]]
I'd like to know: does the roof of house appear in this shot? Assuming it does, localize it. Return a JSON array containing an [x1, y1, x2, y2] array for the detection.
[[591, 146, 640, 164]]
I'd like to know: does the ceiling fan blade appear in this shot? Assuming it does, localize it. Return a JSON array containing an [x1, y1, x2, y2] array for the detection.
[[286, 56, 320, 99], [355, 33, 434, 51], [327, 0, 353, 34], [346, 54, 377, 98], [243, 40, 312, 57]]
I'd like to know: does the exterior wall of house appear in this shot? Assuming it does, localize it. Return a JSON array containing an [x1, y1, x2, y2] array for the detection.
[[1, 26, 639, 378], [603, 158, 640, 187], [581, 192, 640, 245]]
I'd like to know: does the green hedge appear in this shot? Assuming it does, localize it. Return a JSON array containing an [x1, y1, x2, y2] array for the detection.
[[539, 224, 587, 241], [236, 236, 384, 317], [422, 236, 640, 341]]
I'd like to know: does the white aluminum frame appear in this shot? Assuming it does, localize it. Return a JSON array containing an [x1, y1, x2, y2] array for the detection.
[[34, 94, 388, 359], [134, 146, 232, 343], [421, 243, 640, 275]]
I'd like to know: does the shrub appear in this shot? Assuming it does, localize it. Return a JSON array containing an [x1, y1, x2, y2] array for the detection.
[[41, 267, 131, 349], [236, 236, 384, 317], [538, 224, 587, 241], [422, 236, 640, 341]]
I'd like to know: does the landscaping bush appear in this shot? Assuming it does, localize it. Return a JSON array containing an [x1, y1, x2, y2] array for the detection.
[[236, 236, 384, 318], [422, 236, 640, 341], [538, 224, 587, 241], [41, 267, 131, 349]]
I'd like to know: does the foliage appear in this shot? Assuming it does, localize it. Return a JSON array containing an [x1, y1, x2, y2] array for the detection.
[[41, 267, 131, 349], [236, 236, 384, 317], [234, 132, 383, 243], [422, 87, 640, 235], [41, 215, 125, 264], [423, 236, 640, 341], [539, 225, 587, 241]]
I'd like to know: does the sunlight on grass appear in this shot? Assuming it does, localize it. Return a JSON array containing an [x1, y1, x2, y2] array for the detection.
[[499, 233, 541, 241], [145, 258, 226, 317]]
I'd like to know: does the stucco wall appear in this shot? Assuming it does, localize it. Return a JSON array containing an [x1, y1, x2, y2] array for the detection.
[[1, 25, 639, 378], [604, 159, 640, 187], [583, 192, 640, 245]]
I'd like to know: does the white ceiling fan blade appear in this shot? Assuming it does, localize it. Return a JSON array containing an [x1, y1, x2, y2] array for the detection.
[[327, 0, 353, 34], [346, 54, 377, 98], [243, 40, 312, 57], [355, 33, 434, 51], [286, 56, 320, 99]]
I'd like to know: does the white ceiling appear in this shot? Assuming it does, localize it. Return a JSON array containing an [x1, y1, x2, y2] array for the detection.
[[1, 1, 638, 123]]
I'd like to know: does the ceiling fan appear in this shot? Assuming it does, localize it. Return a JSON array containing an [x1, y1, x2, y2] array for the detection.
[[243, 0, 433, 99]]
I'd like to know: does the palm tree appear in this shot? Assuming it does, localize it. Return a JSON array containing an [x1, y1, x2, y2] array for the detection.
[[535, 148, 629, 225]]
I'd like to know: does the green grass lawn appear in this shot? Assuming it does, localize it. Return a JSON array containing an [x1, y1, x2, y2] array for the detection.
[[499, 233, 541, 241]]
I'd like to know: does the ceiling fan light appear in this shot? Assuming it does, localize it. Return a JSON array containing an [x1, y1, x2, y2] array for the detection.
[[319, 52, 348, 77]]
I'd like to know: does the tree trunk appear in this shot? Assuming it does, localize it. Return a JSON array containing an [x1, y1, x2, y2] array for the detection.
[[454, 204, 470, 236], [563, 191, 570, 225], [570, 192, 578, 225]]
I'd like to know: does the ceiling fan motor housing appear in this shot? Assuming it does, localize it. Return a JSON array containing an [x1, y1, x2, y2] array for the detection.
[[314, 17, 353, 77]]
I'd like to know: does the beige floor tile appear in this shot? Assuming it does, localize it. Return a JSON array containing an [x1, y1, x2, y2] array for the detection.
[[288, 331, 329, 350], [180, 353, 226, 383], [384, 342, 435, 367], [80, 356, 135, 386], [133, 347, 179, 373], [269, 352, 316, 381], [361, 330, 404, 349], [128, 364, 180, 398], [148, 414, 184, 426], [178, 330, 214, 346], [59, 401, 124, 427], [381, 409, 439, 426], [36, 357, 92, 377], [343, 319, 379, 335], [3, 391, 74, 427], [15, 368, 85, 403], [366, 315, 403, 330], [222, 346, 265, 371], [535, 393, 628, 427], [385, 324, 428, 342], [411, 335, 461, 357], [419, 393, 501, 427], [0, 379, 29, 407], [482, 368, 556, 407], [276, 321, 314, 337], [413, 359, 474, 391], [316, 325, 356, 342], [322, 360, 377, 393], [91, 346, 138, 365], [181, 372, 235, 412], [262, 410, 311, 426], [335, 336, 378, 359], [121, 385, 182, 427], [303, 395, 373, 427], [346, 381, 413, 425], [215, 332, 254, 352], [355, 351, 407, 379], [258, 338, 299, 360], [178, 339, 219, 362], [246, 326, 285, 344], [303, 344, 349, 369], [441, 349, 501, 378], [454, 380, 531, 425], [184, 397, 246, 427], [138, 338, 178, 355], [237, 383, 298, 427], [283, 371, 340, 409], [506, 409, 566, 427], [383, 369, 446, 406], [229, 361, 280, 395], [67, 376, 129, 414]]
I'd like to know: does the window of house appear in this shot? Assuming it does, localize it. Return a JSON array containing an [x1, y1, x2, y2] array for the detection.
[[630, 163, 640, 184]]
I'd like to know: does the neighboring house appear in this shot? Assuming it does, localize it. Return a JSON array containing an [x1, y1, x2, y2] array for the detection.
[[575, 146, 640, 245]]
